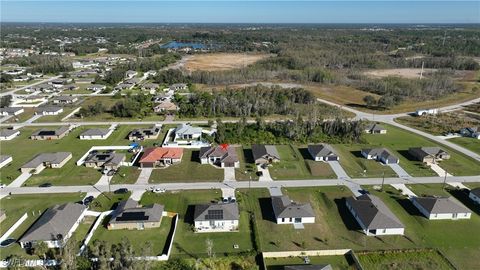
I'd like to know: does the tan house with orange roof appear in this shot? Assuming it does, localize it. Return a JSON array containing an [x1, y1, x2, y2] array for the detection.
[[139, 147, 184, 168]]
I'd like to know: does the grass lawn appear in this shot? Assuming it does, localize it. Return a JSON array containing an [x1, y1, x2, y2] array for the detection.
[[333, 144, 400, 178], [357, 249, 454, 270], [110, 166, 140, 184], [264, 255, 355, 270], [89, 192, 132, 212], [395, 113, 479, 136], [2, 108, 35, 124], [91, 216, 174, 256], [238, 187, 416, 253], [363, 124, 480, 176], [448, 137, 480, 155], [0, 193, 86, 260], [363, 184, 480, 269], [149, 149, 224, 183], [0, 125, 144, 186], [140, 190, 255, 257], [72, 216, 96, 247], [269, 145, 336, 180], [234, 146, 259, 181]]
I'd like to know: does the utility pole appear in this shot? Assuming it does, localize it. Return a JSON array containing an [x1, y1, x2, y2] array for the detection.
[[381, 170, 385, 192], [443, 170, 448, 189]]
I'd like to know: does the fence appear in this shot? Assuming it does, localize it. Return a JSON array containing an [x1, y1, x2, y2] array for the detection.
[[0, 213, 28, 242]]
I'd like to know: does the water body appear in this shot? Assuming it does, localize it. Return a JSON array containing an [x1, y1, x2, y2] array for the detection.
[[160, 41, 207, 49]]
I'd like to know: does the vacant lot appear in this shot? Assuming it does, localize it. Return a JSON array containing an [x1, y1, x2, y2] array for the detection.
[[149, 149, 224, 183], [89, 192, 132, 212], [357, 249, 454, 270], [448, 137, 480, 155], [140, 190, 255, 256], [269, 145, 336, 180], [0, 125, 148, 185], [396, 113, 479, 136], [364, 68, 436, 79], [264, 255, 355, 270], [184, 53, 271, 71]]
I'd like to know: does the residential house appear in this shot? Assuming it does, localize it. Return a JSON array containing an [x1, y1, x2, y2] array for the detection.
[[79, 128, 113, 140], [21, 152, 72, 174], [174, 124, 202, 141], [35, 106, 63, 116], [139, 147, 183, 168], [22, 95, 47, 103], [364, 123, 387, 134], [459, 127, 480, 139], [141, 83, 159, 92], [345, 194, 405, 236], [125, 70, 137, 79], [408, 147, 450, 163], [308, 144, 339, 161], [252, 144, 281, 165], [469, 188, 480, 204], [86, 84, 106, 91], [169, 83, 188, 91], [107, 199, 164, 230], [0, 107, 24, 116], [271, 195, 315, 224], [284, 265, 333, 270], [411, 196, 471, 220], [61, 84, 79, 91], [128, 126, 161, 140], [199, 145, 240, 168], [49, 78, 72, 88], [19, 203, 87, 249], [0, 129, 20, 141], [154, 101, 179, 113], [52, 96, 78, 105], [193, 202, 239, 232], [84, 151, 126, 170], [361, 148, 399, 164], [0, 155, 13, 169], [124, 78, 141, 85], [30, 126, 70, 140], [115, 83, 134, 91], [415, 108, 438, 116]]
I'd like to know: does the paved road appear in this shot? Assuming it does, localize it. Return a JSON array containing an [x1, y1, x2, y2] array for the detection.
[[0, 75, 62, 97]]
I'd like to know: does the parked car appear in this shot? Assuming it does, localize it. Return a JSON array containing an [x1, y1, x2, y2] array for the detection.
[[114, 188, 128, 194], [153, 188, 166, 193], [39, 183, 52, 187], [107, 169, 116, 176], [83, 195, 94, 205], [0, 184, 5, 189]]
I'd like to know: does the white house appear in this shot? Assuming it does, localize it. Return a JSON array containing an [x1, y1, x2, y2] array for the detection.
[[35, 106, 64, 116], [0, 107, 24, 116], [361, 148, 399, 164], [79, 128, 114, 140], [0, 155, 13, 169], [411, 196, 471, 220], [193, 202, 239, 232], [199, 145, 240, 168], [469, 188, 480, 204], [174, 124, 203, 141], [346, 194, 405, 236], [272, 196, 315, 224], [308, 144, 339, 161], [415, 108, 438, 116], [0, 129, 20, 141], [19, 203, 87, 249]]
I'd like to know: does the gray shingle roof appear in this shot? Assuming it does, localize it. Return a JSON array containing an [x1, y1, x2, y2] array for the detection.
[[0, 155, 12, 163], [271, 195, 315, 219], [362, 148, 398, 163], [413, 197, 471, 215], [0, 107, 23, 114], [109, 199, 164, 224], [199, 145, 239, 163], [175, 124, 202, 136], [308, 144, 337, 158], [31, 126, 70, 137], [471, 188, 480, 197], [346, 194, 404, 230], [20, 203, 86, 242], [81, 128, 111, 137], [21, 152, 72, 169], [193, 202, 239, 221], [252, 144, 280, 161], [409, 147, 448, 159], [0, 129, 19, 137]]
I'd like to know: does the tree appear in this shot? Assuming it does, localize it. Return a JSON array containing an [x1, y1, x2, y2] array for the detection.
[[0, 95, 12, 107], [205, 238, 214, 258], [215, 119, 226, 143], [363, 95, 377, 108], [33, 242, 49, 260], [59, 239, 78, 270], [377, 95, 396, 109]]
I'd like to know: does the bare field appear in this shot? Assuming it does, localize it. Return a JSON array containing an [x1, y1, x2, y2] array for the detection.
[[184, 53, 271, 71], [364, 68, 436, 79]]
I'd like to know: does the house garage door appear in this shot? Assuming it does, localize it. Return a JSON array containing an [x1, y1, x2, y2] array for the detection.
[[141, 162, 155, 168], [326, 156, 338, 161], [223, 162, 235, 167]]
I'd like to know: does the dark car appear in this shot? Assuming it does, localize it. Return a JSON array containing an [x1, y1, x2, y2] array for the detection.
[[114, 188, 128, 194], [39, 183, 52, 187], [83, 196, 94, 205], [256, 171, 263, 177], [107, 170, 116, 176], [0, 238, 16, 248]]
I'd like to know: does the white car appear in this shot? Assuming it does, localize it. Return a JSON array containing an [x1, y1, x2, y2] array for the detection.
[[0, 184, 5, 189], [153, 188, 166, 193]]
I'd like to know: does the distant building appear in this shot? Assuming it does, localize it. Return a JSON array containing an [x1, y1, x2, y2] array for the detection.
[[125, 70, 138, 79], [169, 83, 188, 91], [361, 148, 399, 164], [52, 96, 78, 105], [0, 155, 13, 169], [19, 203, 87, 249], [30, 126, 71, 140], [459, 127, 480, 139], [364, 123, 387, 134], [79, 128, 113, 140], [35, 106, 63, 116], [308, 144, 339, 161], [193, 202, 239, 232], [415, 108, 438, 116], [271, 195, 315, 224], [86, 84, 106, 91], [252, 144, 280, 165], [199, 145, 240, 168], [411, 196, 471, 220], [408, 147, 450, 163], [0, 107, 24, 116], [154, 101, 179, 113], [84, 151, 125, 170], [128, 126, 161, 140], [21, 152, 72, 174], [108, 199, 164, 230], [0, 129, 20, 141]]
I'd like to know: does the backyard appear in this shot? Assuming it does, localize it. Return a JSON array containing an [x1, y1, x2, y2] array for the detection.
[[264, 255, 356, 270], [357, 249, 455, 270]]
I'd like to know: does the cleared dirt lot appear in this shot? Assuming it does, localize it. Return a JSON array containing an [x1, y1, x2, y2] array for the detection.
[[364, 68, 436, 79], [184, 53, 272, 71]]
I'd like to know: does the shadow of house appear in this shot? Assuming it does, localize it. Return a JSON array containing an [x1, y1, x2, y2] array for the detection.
[[397, 150, 416, 161], [448, 188, 480, 216], [394, 197, 424, 217], [258, 197, 277, 223], [243, 148, 255, 164], [190, 150, 200, 163], [333, 198, 362, 231], [351, 150, 364, 158], [183, 205, 196, 225], [298, 147, 313, 160]]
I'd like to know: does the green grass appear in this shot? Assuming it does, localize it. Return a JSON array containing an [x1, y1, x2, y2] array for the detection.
[[269, 145, 336, 180], [363, 184, 480, 269], [0, 125, 147, 186], [91, 216, 173, 256], [110, 166, 140, 184], [448, 137, 480, 155], [140, 190, 255, 256], [34, 105, 80, 123], [89, 192, 132, 212], [362, 124, 480, 176], [0, 193, 86, 259], [264, 255, 355, 270], [357, 249, 454, 270], [234, 146, 259, 181], [149, 149, 224, 183], [333, 144, 400, 178]]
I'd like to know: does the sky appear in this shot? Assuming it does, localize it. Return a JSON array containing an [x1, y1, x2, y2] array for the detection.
[[1, 1, 479, 24]]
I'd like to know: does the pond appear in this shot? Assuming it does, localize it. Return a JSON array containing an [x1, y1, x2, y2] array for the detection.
[[160, 41, 207, 49]]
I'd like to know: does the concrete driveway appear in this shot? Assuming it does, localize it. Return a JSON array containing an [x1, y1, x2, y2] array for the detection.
[[388, 164, 411, 178], [428, 163, 452, 177], [8, 172, 32, 188], [328, 161, 350, 179], [257, 165, 273, 182], [95, 174, 112, 186], [136, 168, 153, 184], [268, 186, 283, 196], [224, 167, 236, 182]]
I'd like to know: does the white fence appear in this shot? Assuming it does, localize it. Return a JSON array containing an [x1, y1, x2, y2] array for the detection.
[[262, 249, 351, 258], [0, 213, 28, 242], [78, 210, 113, 255]]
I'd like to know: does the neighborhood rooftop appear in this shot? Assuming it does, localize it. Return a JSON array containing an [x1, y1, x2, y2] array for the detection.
[[109, 199, 164, 224], [346, 194, 404, 230], [412, 196, 471, 215], [21, 152, 72, 169], [271, 195, 315, 219], [193, 202, 239, 221]]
